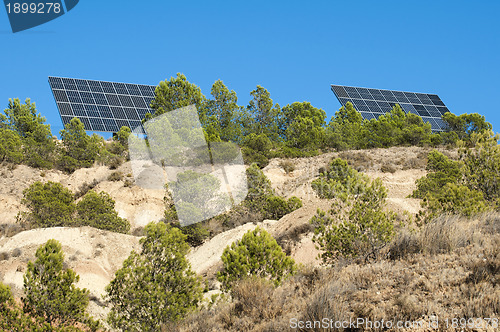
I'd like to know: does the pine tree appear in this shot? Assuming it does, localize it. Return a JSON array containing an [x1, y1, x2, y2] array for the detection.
[[76, 190, 130, 233], [105, 222, 204, 331], [22, 240, 96, 328], [217, 227, 297, 290]]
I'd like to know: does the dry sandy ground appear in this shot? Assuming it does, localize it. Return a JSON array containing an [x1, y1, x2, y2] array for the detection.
[[0, 146, 432, 323]]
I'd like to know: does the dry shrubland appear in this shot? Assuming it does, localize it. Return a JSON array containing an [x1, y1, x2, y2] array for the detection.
[[171, 212, 500, 331]]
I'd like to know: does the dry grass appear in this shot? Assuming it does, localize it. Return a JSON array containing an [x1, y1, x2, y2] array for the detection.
[[279, 160, 296, 175], [171, 212, 499, 331], [338, 151, 373, 172], [107, 171, 123, 182], [276, 223, 315, 255], [380, 163, 397, 173], [0, 223, 29, 238]]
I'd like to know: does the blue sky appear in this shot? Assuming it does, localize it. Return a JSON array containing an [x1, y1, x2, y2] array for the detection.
[[1, 0, 499, 135]]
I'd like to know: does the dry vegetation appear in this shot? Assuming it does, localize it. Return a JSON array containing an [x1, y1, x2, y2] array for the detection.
[[173, 212, 500, 331], [1, 146, 498, 330]]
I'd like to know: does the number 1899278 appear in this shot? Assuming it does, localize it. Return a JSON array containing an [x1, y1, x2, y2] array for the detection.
[[5, 2, 62, 14]]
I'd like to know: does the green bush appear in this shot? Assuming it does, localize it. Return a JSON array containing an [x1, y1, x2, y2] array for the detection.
[[217, 227, 296, 290], [460, 131, 500, 202], [1, 282, 81, 331], [59, 118, 101, 172], [108, 171, 123, 182], [411, 150, 463, 199], [0, 128, 23, 164], [2, 98, 56, 169], [311, 200, 396, 263], [105, 222, 204, 331], [420, 183, 490, 220], [22, 240, 98, 329], [312, 158, 386, 205], [311, 158, 394, 263], [242, 146, 269, 168], [167, 220, 210, 247], [19, 181, 75, 227], [76, 190, 130, 234]]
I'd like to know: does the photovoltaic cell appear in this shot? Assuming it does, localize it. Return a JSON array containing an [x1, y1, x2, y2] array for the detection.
[[331, 85, 450, 131], [49, 76, 157, 132]]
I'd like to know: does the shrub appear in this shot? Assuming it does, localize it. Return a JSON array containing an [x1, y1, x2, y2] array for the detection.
[[0, 128, 23, 164], [59, 118, 101, 172], [76, 190, 130, 234], [242, 146, 269, 168], [311, 158, 395, 263], [460, 131, 500, 201], [167, 220, 210, 247], [381, 163, 397, 173], [1, 282, 75, 331], [411, 150, 462, 199], [265, 196, 290, 219], [19, 181, 75, 227], [311, 199, 396, 263], [12, 248, 21, 257], [279, 160, 295, 174], [420, 183, 490, 221], [312, 158, 386, 204], [105, 222, 204, 331], [108, 171, 123, 182], [22, 239, 98, 329], [217, 227, 297, 290], [73, 179, 99, 200]]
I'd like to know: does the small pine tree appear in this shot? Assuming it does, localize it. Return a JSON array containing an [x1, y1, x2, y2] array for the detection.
[[105, 222, 204, 331], [0, 128, 23, 163], [19, 181, 75, 227], [311, 158, 395, 263], [217, 227, 296, 290], [22, 240, 96, 328], [76, 190, 130, 233]]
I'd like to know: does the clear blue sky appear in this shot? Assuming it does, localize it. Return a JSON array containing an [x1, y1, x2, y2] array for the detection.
[[1, 0, 499, 135]]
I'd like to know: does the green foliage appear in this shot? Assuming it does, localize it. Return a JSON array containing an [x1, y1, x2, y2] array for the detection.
[[279, 102, 326, 150], [2, 98, 56, 168], [150, 73, 206, 118], [326, 102, 364, 150], [363, 105, 432, 148], [411, 150, 463, 199], [166, 220, 210, 247], [420, 183, 489, 220], [0, 128, 23, 163], [105, 222, 204, 331], [311, 158, 394, 263], [76, 190, 130, 234], [1, 281, 80, 331], [460, 131, 500, 201], [20, 181, 75, 228], [244, 164, 302, 219], [246, 86, 281, 141], [112, 125, 131, 151], [442, 112, 492, 144], [217, 227, 296, 290], [265, 196, 303, 220], [203, 80, 242, 142], [412, 134, 500, 220], [59, 118, 101, 172], [22, 240, 97, 329], [312, 158, 386, 206]]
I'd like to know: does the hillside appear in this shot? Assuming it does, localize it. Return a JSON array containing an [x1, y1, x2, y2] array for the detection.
[[1, 145, 498, 330]]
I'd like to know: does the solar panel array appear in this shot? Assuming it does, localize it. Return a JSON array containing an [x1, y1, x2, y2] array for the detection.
[[49, 76, 156, 133], [331, 85, 450, 131]]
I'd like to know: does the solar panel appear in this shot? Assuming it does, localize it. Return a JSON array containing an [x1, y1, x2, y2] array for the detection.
[[49, 76, 156, 133], [331, 85, 450, 132]]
